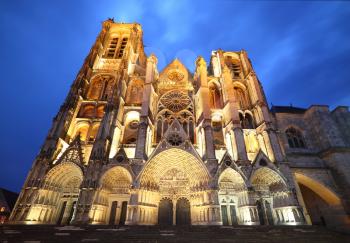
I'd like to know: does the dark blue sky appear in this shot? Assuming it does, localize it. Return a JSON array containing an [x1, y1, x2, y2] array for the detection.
[[0, 1, 349, 192]]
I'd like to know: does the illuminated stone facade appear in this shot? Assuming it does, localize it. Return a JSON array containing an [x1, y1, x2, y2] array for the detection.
[[10, 20, 350, 229]]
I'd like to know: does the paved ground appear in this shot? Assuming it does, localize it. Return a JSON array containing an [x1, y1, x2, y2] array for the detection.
[[1, 225, 350, 243]]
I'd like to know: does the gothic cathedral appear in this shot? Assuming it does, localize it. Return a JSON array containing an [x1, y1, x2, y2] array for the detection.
[[10, 20, 350, 229]]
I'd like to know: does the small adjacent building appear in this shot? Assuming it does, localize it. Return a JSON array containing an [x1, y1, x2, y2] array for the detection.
[[0, 188, 18, 224]]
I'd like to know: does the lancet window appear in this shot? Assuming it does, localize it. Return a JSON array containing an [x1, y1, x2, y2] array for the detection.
[[209, 82, 223, 109], [239, 112, 255, 129], [72, 122, 100, 143], [103, 36, 128, 59], [125, 79, 144, 105], [155, 90, 195, 143], [225, 56, 241, 78], [285, 127, 306, 148], [234, 87, 250, 110], [86, 75, 115, 101], [78, 103, 105, 118], [103, 37, 119, 58]]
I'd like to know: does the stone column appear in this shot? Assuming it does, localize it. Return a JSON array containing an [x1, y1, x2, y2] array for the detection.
[[195, 57, 217, 170], [232, 127, 248, 162], [125, 190, 139, 225], [135, 117, 149, 159], [135, 54, 157, 160], [203, 120, 216, 160], [172, 200, 177, 226], [72, 188, 96, 225], [207, 190, 222, 225]]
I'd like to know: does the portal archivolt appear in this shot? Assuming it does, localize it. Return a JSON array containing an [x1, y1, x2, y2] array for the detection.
[[138, 148, 210, 225], [90, 166, 133, 225], [21, 162, 83, 225], [140, 148, 210, 194]]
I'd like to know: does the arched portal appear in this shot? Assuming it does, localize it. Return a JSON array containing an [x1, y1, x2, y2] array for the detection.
[[218, 168, 247, 225], [140, 148, 210, 225], [25, 162, 83, 225], [295, 173, 346, 227], [176, 198, 191, 225], [158, 198, 173, 226], [140, 148, 209, 195], [91, 166, 132, 225], [251, 167, 298, 225]]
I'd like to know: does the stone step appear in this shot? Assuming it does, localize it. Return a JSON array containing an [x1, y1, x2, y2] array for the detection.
[[1, 225, 349, 243]]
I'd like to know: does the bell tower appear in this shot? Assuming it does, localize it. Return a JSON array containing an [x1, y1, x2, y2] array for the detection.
[[209, 50, 284, 165], [10, 19, 147, 224]]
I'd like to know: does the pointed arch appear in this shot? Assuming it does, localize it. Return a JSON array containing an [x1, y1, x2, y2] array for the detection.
[[87, 75, 115, 101], [156, 90, 195, 143], [25, 162, 84, 224], [122, 111, 140, 144], [218, 168, 247, 191], [294, 173, 341, 206], [99, 166, 133, 192], [250, 167, 288, 192], [89, 123, 100, 143], [44, 162, 83, 192], [224, 56, 241, 78], [125, 79, 144, 105], [72, 121, 101, 144], [139, 148, 210, 190], [73, 122, 90, 142], [208, 81, 223, 109], [285, 126, 306, 149], [233, 84, 250, 110], [78, 104, 96, 118], [91, 166, 133, 225]]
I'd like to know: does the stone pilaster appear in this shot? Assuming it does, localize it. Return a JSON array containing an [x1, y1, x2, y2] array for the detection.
[[135, 54, 157, 160], [221, 65, 249, 163], [195, 56, 217, 169]]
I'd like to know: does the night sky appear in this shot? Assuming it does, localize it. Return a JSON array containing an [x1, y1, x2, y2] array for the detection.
[[1, 1, 350, 193]]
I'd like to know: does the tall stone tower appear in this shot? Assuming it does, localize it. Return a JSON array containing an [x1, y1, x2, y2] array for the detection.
[[10, 20, 350, 229]]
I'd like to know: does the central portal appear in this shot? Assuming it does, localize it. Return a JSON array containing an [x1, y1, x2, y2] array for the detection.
[[158, 198, 173, 226], [158, 198, 191, 226], [176, 198, 190, 225], [140, 148, 210, 226]]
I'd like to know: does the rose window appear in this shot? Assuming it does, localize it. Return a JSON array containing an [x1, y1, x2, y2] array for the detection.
[[160, 91, 191, 113], [167, 70, 184, 82], [167, 133, 183, 146]]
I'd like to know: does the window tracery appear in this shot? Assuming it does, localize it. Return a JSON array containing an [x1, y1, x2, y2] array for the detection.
[[239, 112, 255, 129], [78, 103, 105, 118], [87, 75, 115, 101], [234, 87, 250, 109], [125, 79, 144, 104], [160, 91, 191, 113], [167, 133, 183, 146], [285, 127, 306, 148], [72, 122, 100, 144], [155, 90, 195, 143]]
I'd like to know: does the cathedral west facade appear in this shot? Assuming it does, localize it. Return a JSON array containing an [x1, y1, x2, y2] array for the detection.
[[9, 20, 350, 229]]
